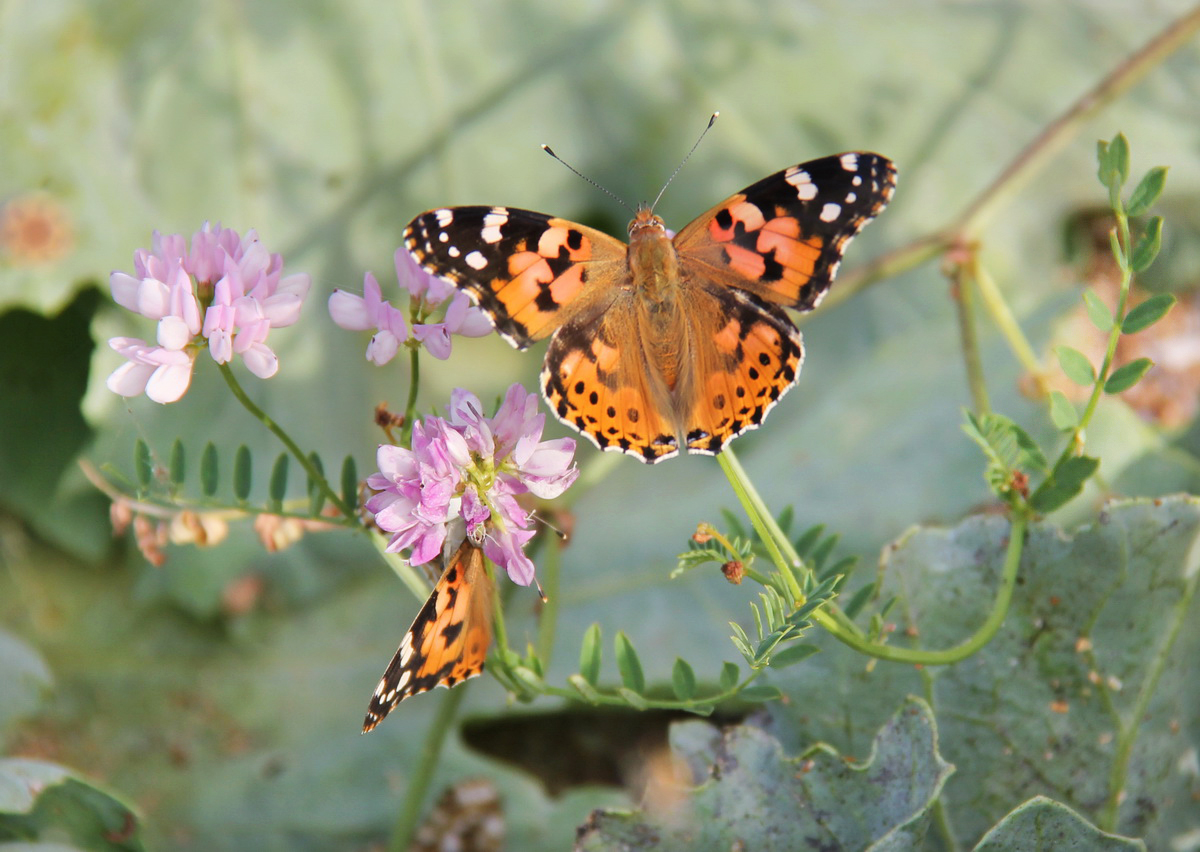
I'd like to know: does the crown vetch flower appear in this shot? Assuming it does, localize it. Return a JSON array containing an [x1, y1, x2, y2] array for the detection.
[[367, 383, 578, 585], [107, 223, 310, 402], [331, 250, 491, 362], [328, 272, 410, 366]]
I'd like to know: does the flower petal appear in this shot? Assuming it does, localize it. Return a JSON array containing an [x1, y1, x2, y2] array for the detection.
[[145, 360, 195, 403], [328, 289, 371, 330], [241, 343, 279, 378], [106, 360, 155, 397]]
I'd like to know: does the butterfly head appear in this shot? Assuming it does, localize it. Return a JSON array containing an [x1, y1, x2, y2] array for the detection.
[[627, 206, 667, 239]]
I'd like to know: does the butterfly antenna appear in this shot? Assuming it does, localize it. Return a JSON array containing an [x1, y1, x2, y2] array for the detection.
[[529, 510, 568, 543], [541, 144, 635, 215], [650, 111, 719, 212]]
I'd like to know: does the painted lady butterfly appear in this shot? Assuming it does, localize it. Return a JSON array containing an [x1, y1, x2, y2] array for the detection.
[[404, 150, 896, 462], [363, 541, 493, 732]]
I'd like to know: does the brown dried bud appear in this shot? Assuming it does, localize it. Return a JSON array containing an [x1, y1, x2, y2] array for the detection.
[[721, 560, 744, 584]]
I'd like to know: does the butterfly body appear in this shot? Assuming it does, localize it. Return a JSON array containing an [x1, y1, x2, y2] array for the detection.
[[405, 152, 895, 463]]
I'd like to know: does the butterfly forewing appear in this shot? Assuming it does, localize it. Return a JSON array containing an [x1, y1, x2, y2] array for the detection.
[[362, 542, 494, 733], [673, 152, 896, 312], [405, 205, 627, 349]]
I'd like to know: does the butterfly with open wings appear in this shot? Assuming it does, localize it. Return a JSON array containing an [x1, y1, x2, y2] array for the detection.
[[403, 150, 895, 463]]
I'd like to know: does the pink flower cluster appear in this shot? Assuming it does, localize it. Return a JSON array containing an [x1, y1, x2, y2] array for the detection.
[[107, 224, 310, 403], [327, 249, 491, 364], [366, 384, 578, 585]]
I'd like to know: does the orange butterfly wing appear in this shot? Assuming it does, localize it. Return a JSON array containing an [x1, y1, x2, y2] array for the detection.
[[362, 542, 494, 733], [673, 152, 896, 311], [405, 206, 627, 349], [671, 152, 895, 454]]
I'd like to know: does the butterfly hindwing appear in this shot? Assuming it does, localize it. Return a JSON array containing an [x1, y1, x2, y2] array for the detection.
[[362, 542, 494, 733], [404, 205, 627, 349], [541, 299, 682, 462], [674, 152, 896, 311], [681, 285, 804, 455]]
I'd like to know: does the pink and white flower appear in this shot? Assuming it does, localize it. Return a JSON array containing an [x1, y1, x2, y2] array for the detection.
[[329, 249, 491, 363], [107, 223, 310, 402], [366, 383, 578, 585]]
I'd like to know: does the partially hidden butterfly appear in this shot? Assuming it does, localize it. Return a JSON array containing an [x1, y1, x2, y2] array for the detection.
[[363, 541, 493, 732], [404, 150, 896, 462]]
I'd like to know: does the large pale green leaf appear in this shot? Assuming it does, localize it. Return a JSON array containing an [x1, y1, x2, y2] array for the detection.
[[576, 697, 951, 851], [973, 796, 1145, 852], [768, 497, 1200, 850]]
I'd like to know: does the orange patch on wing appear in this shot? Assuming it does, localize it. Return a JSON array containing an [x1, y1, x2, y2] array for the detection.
[[590, 338, 621, 373], [538, 226, 591, 261], [761, 216, 801, 239], [555, 346, 586, 379], [510, 267, 584, 338], [713, 318, 742, 355], [724, 244, 767, 279], [550, 264, 586, 304], [495, 254, 553, 313], [707, 199, 768, 242], [506, 249, 545, 278]]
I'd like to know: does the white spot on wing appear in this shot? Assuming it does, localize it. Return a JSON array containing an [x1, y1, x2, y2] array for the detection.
[[396, 670, 411, 690], [448, 246, 460, 258], [840, 153, 859, 171], [846, 192, 857, 203], [785, 166, 819, 201], [852, 175, 863, 187], [481, 208, 509, 244], [434, 209, 454, 227], [820, 202, 841, 222], [465, 250, 488, 270], [438, 232, 449, 242]]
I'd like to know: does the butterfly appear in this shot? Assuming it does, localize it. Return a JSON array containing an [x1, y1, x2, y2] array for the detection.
[[362, 541, 494, 732], [404, 151, 895, 463]]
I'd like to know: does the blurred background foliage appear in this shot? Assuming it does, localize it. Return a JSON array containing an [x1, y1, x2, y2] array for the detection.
[[2, 1, 1200, 849]]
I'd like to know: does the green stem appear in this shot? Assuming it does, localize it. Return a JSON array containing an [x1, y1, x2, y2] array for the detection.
[[370, 529, 433, 603], [949, 254, 991, 416], [388, 684, 468, 852], [1083, 215, 1132, 423], [1045, 208, 1133, 484], [217, 363, 353, 519], [835, 512, 1028, 665], [919, 667, 962, 852], [719, 442, 1028, 665], [557, 669, 768, 712], [536, 538, 562, 665], [488, 558, 512, 660], [972, 261, 1045, 387], [401, 346, 420, 448], [717, 449, 805, 600]]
